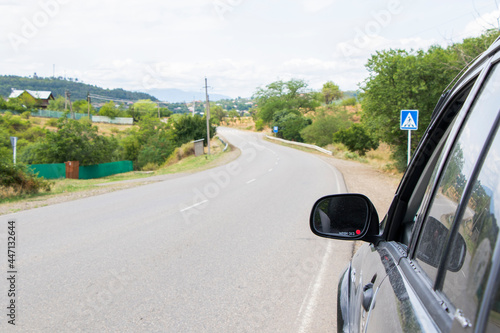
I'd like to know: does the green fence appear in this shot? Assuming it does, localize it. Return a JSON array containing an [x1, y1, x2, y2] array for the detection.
[[28, 161, 133, 179], [78, 161, 133, 180], [29, 163, 66, 179]]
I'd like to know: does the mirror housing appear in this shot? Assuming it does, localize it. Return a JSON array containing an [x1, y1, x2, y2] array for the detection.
[[310, 194, 380, 242]]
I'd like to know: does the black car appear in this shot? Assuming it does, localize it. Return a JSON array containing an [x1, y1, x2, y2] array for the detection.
[[310, 37, 500, 332]]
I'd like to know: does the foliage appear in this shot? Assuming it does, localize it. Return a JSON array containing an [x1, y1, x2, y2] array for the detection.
[[72, 99, 95, 114], [272, 110, 311, 142], [361, 29, 500, 170], [300, 107, 351, 146], [254, 79, 319, 124], [136, 134, 176, 169], [210, 104, 226, 125], [0, 161, 51, 198], [20, 118, 119, 166], [254, 118, 264, 131], [173, 114, 216, 146], [48, 96, 66, 111], [333, 123, 379, 156], [98, 101, 126, 118], [322, 81, 343, 104], [340, 97, 357, 107]]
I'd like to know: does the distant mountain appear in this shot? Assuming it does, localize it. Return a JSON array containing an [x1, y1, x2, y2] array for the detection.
[[146, 88, 231, 103], [0, 75, 158, 102]]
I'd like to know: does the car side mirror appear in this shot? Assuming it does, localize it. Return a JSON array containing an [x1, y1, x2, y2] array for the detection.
[[310, 194, 380, 242], [416, 216, 466, 272]]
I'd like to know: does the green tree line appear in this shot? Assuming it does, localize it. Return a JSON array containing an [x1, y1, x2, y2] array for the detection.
[[0, 75, 157, 102], [251, 29, 500, 170]]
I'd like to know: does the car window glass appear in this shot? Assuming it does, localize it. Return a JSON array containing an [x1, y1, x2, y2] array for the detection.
[[442, 130, 500, 327], [415, 62, 500, 285], [487, 283, 500, 332]]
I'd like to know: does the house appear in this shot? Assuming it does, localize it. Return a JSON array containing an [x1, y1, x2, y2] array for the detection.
[[8, 89, 55, 109]]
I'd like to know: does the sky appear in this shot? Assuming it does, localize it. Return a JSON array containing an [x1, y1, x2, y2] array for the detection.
[[1, 0, 499, 99]]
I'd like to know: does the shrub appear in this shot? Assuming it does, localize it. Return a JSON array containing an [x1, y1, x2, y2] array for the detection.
[[254, 118, 264, 131], [46, 118, 59, 127], [333, 123, 379, 156], [0, 161, 51, 199]]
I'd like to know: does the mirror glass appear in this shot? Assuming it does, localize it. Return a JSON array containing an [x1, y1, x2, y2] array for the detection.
[[416, 216, 466, 272], [312, 195, 369, 238]]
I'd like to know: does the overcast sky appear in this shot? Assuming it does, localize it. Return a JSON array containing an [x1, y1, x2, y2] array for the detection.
[[1, 0, 499, 99]]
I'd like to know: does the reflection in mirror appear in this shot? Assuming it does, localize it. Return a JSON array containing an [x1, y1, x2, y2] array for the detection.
[[312, 195, 369, 238], [417, 216, 466, 272]]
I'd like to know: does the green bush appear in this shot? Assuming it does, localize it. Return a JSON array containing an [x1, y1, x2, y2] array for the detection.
[[0, 161, 51, 199], [254, 118, 264, 131], [333, 123, 379, 156]]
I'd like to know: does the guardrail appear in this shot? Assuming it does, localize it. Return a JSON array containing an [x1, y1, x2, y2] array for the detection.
[[265, 135, 332, 155], [218, 137, 229, 152]]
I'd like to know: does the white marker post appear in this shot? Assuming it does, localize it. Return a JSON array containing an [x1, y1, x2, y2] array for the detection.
[[10, 136, 18, 165], [400, 110, 419, 166]]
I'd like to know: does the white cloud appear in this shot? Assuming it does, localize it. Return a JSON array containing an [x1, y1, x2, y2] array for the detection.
[[462, 9, 500, 37]]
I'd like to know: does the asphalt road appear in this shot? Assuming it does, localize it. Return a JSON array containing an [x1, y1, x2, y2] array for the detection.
[[0, 127, 353, 332]]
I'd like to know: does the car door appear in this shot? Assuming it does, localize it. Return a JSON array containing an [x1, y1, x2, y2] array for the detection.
[[365, 50, 500, 332], [349, 43, 500, 333]]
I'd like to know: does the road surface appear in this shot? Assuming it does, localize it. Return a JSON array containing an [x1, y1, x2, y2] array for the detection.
[[0, 127, 353, 332]]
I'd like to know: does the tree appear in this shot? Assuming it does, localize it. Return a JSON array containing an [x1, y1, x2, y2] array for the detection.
[[333, 123, 379, 156], [48, 96, 66, 111], [300, 107, 351, 146], [322, 81, 343, 104], [360, 30, 500, 170], [210, 104, 226, 125], [173, 114, 216, 146], [254, 79, 318, 124], [133, 99, 158, 118], [98, 101, 123, 118], [272, 110, 311, 142], [20, 118, 118, 165], [72, 99, 95, 114]]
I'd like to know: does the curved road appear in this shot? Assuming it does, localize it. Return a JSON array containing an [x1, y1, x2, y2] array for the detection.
[[0, 127, 353, 332]]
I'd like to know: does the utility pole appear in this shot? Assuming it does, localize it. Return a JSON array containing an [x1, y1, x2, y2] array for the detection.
[[65, 90, 68, 111], [87, 92, 91, 118], [205, 77, 211, 155], [67, 91, 74, 119], [157, 102, 160, 118]]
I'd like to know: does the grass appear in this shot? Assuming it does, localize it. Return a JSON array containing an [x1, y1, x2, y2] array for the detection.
[[0, 138, 233, 205], [264, 136, 400, 176]]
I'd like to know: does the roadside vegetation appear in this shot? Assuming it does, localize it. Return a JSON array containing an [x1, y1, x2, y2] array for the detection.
[[1, 29, 498, 202], [250, 29, 500, 171]]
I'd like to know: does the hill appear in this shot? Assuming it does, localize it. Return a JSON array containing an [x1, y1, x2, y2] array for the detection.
[[0, 75, 158, 102], [146, 88, 231, 103]]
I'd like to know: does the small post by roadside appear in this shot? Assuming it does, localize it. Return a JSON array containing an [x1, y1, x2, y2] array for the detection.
[[400, 110, 419, 166]]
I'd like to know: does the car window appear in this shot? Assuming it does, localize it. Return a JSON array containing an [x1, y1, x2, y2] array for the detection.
[[413, 61, 500, 328]]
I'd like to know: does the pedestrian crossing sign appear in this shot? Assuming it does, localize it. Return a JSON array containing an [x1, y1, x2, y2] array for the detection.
[[400, 110, 418, 130]]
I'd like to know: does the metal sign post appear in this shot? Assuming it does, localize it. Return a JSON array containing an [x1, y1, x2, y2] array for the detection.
[[400, 110, 419, 166], [10, 136, 18, 165]]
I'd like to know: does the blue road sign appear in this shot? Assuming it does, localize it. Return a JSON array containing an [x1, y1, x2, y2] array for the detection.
[[273, 126, 278, 133], [400, 110, 418, 130]]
